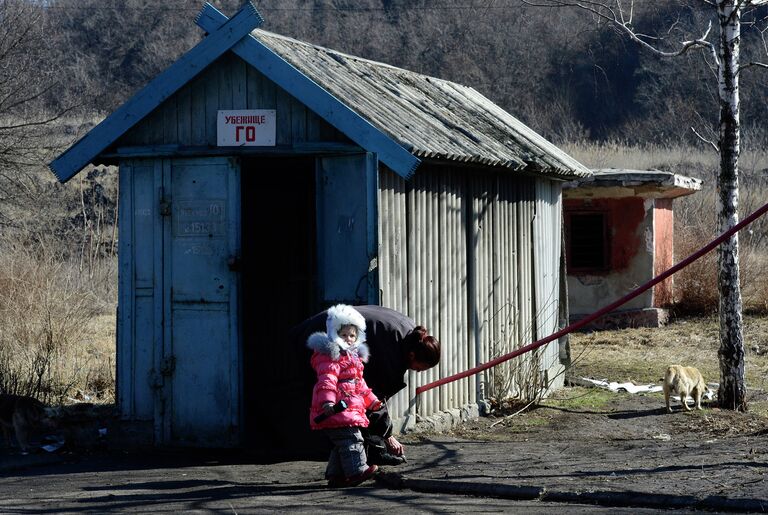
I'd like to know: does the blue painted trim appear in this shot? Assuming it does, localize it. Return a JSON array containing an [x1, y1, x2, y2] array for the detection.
[[103, 142, 364, 158], [117, 161, 133, 418], [48, 2, 264, 183], [365, 153, 380, 305], [314, 159, 326, 301], [196, 4, 420, 180], [226, 157, 242, 438], [160, 159, 172, 444]]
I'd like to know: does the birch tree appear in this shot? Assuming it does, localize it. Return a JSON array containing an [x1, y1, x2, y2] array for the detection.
[[525, 0, 768, 410]]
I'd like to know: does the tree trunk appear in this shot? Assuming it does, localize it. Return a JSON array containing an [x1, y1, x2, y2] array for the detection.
[[716, 0, 747, 411]]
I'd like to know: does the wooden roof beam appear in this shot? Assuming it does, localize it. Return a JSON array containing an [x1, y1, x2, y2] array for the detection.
[[49, 2, 264, 183], [196, 3, 420, 179]]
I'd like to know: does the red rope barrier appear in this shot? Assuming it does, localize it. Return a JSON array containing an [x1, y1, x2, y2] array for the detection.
[[416, 201, 768, 396]]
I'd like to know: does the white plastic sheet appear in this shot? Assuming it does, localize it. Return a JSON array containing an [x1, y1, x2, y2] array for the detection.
[[574, 376, 717, 400]]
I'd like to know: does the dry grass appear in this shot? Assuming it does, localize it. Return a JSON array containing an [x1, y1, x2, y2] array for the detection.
[[565, 141, 768, 315], [673, 181, 768, 314], [0, 241, 116, 404], [568, 315, 768, 403], [562, 141, 768, 174], [65, 312, 116, 402]]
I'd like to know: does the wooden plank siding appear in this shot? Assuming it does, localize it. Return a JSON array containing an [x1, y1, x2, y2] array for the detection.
[[117, 160, 163, 423], [379, 166, 563, 430], [49, 3, 265, 182], [121, 55, 348, 149]]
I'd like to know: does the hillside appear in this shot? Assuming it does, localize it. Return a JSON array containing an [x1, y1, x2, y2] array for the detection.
[[34, 0, 768, 148]]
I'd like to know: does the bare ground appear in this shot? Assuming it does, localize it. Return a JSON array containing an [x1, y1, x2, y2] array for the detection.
[[391, 390, 768, 508], [393, 316, 768, 506], [2, 316, 768, 512], [446, 314, 768, 443]]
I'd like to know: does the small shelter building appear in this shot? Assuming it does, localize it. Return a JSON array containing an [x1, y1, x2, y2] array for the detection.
[[563, 169, 702, 328], [51, 3, 590, 451]]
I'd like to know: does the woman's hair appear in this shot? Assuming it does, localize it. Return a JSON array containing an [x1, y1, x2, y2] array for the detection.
[[404, 326, 440, 367]]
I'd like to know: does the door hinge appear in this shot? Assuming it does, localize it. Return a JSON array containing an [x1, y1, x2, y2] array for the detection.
[[160, 198, 172, 217], [160, 356, 176, 377], [227, 255, 242, 272], [149, 369, 163, 390]]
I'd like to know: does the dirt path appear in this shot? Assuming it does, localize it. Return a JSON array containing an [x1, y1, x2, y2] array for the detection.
[[396, 389, 768, 506], [2, 388, 767, 512]]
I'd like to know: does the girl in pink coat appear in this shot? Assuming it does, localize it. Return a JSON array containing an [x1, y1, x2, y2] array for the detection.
[[307, 304, 381, 487]]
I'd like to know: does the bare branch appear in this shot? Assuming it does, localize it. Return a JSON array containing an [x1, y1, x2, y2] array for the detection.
[[666, 15, 682, 37], [690, 126, 720, 153], [759, 20, 768, 54], [738, 61, 768, 73], [520, 0, 719, 64]]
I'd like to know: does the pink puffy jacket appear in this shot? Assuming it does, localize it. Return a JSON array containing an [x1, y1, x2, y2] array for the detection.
[[308, 334, 379, 430]]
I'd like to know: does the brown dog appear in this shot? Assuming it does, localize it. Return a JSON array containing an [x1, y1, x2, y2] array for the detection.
[[0, 394, 51, 453], [662, 365, 709, 413]]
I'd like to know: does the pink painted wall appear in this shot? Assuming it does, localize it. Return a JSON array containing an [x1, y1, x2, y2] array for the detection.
[[653, 198, 674, 306], [564, 197, 646, 273], [565, 197, 653, 314]]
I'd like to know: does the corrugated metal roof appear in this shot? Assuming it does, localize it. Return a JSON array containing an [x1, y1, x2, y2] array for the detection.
[[254, 30, 591, 179]]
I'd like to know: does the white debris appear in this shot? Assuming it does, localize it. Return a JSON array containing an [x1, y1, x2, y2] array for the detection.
[[573, 377, 718, 401], [573, 377, 662, 394], [41, 435, 65, 453]]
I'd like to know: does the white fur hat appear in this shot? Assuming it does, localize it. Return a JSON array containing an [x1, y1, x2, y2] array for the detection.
[[326, 304, 366, 346]]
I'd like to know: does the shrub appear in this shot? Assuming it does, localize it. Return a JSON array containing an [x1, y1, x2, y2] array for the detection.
[[566, 140, 768, 316], [0, 237, 115, 403], [673, 175, 768, 315]]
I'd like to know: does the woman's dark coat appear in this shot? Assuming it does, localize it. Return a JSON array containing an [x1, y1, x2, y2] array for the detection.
[[289, 305, 417, 401]]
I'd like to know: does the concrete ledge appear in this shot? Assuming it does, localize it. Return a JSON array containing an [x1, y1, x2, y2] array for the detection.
[[407, 403, 480, 434], [377, 473, 544, 499], [570, 308, 669, 330], [378, 473, 768, 513]]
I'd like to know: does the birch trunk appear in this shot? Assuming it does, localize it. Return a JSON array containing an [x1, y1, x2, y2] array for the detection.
[[716, 0, 747, 411]]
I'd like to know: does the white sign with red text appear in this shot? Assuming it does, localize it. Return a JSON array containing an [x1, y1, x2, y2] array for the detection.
[[217, 110, 276, 146]]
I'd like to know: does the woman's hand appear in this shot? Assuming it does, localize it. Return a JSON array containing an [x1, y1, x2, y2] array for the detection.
[[322, 403, 336, 416], [385, 435, 404, 456]]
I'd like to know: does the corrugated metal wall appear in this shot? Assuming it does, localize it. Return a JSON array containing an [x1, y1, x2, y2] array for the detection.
[[534, 180, 565, 389], [379, 166, 563, 429], [470, 173, 537, 403]]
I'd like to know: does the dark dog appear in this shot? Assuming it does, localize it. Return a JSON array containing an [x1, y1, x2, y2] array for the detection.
[[0, 394, 52, 453]]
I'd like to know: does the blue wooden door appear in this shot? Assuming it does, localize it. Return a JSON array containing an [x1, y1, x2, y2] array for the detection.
[[163, 157, 241, 447], [316, 153, 379, 305]]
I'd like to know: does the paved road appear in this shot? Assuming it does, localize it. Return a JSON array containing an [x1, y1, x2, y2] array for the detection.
[[2, 434, 765, 514], [0, 452, 680, 514]]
